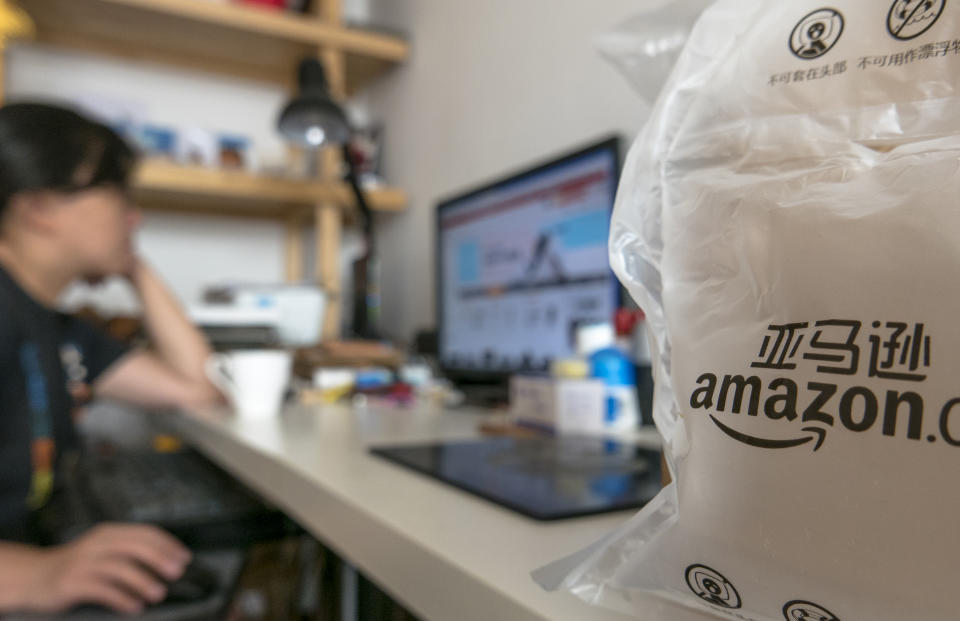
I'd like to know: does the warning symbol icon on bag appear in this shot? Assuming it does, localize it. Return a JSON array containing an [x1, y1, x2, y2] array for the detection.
[[685, 564, 742, 609], [783, 599, 841, 621], [790, 8, 845, 60], [887, 0, 946, 40]]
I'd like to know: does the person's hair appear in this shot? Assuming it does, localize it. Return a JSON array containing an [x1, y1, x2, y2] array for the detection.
[[0, 102, 137, 218]]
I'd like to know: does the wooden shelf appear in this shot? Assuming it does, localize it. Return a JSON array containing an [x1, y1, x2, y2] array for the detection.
[[14, 0, 409, 94], [134, 159, 407, 216]]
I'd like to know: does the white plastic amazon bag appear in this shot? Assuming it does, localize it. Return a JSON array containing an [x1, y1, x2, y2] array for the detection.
[[594, 0, 713, 107], [535, 1, 960, 620]]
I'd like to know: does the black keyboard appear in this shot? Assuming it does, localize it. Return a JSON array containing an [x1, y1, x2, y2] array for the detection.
[[84, 450, 265, 527], [44, 448, 296, 548]]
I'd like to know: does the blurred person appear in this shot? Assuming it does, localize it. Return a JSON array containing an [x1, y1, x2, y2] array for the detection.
[[0, 102, 223, 615]]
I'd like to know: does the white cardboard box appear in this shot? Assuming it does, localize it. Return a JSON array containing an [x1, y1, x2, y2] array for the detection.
[[510, 375, 606, 434]]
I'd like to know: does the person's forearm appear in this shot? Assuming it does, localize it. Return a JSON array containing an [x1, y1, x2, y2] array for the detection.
[[131, 260, 211, 384], [0, 542, 47, 611], [92, 260, 223, 411]]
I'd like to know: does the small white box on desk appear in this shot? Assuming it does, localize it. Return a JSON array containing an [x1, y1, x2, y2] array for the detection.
[[510, 375, 606, 433]]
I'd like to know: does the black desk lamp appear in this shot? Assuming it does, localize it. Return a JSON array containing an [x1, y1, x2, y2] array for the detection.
[[278, 58, 379, 339]]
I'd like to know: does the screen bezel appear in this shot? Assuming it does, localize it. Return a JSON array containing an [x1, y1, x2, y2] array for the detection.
[[434, 135, 624, 384]]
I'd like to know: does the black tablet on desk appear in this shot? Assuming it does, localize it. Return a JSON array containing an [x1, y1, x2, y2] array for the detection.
[[370, 436, 662, 521]]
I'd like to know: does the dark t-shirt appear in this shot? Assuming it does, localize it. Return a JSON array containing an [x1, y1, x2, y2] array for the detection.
[[0, 265, 129, 542]]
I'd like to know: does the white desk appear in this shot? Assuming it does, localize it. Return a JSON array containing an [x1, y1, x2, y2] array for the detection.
[[164, 403, 683, 621]]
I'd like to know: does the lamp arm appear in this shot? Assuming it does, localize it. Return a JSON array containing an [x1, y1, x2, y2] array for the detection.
[[341, 143, 374, 250]]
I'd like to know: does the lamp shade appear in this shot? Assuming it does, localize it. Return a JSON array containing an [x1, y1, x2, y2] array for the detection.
[[277, 58, 351, 148]]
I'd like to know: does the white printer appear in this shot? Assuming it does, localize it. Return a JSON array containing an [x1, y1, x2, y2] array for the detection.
[[189, 283, 326, 348]]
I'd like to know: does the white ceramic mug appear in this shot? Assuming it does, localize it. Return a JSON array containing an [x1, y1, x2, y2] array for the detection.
[[205, 350, 293, 419]]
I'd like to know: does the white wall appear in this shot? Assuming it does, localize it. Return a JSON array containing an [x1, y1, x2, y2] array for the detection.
[[363, 0, 649, 342]]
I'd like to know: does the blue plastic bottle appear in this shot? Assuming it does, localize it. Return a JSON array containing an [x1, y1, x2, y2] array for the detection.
[[579, 323, 640, 431]]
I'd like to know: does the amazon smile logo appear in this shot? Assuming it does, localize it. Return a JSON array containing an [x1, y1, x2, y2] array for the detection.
[[708, 412, 827, 451], [691, 319, 960, 451], [690, 372, 960, 451]]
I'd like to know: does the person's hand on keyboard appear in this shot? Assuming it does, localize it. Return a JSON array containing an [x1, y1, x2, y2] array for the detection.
[[16, 523, 191, 615]]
